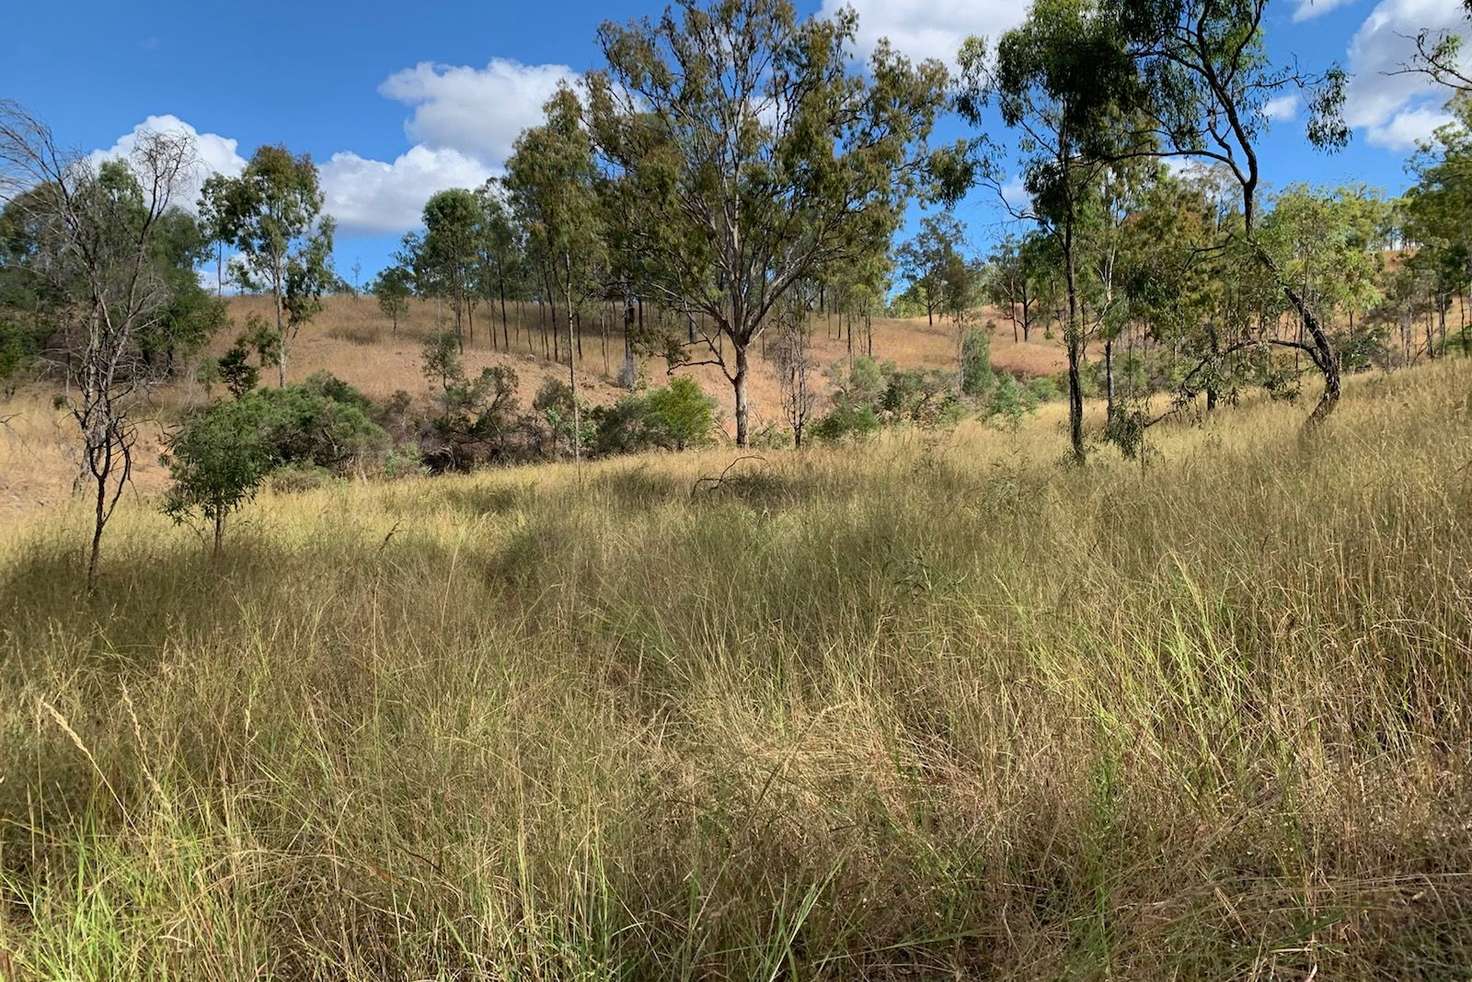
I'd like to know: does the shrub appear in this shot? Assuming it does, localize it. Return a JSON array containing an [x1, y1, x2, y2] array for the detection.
[[162, 397, 276, 553], [810, 403, 881, 443], [644, 376, 718, 450], [960, 328, 994, 397], [593, 376, 719, 455], [251, 385, 387, 470], [984, 374, 1041, 427]]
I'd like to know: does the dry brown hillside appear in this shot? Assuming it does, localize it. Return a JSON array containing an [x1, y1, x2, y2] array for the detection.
[[0, 295, 1067, 518], [223, 294, 1068, 427]]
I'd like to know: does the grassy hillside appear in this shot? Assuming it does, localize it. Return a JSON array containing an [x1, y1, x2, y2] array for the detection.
[[0, 296, 1066, 518], [222, 294, 1068, 412], [2, 359, 1471, 978]]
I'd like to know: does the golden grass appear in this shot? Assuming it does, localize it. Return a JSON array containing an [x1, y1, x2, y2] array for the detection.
[[2, 359, 1471, 977]]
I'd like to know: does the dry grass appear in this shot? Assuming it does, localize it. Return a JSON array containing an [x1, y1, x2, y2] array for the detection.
[[2, 358, 1471, 978]]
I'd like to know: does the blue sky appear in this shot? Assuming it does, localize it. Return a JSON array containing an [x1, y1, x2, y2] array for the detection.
[[4, 0, 1467, 281]]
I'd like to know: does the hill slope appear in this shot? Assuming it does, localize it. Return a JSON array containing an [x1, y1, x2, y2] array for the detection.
[[2, 360, 1471, 977]]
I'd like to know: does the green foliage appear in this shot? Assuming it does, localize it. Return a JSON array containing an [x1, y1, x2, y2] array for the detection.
[[200, 145, 335, 382], [162, 398, 277, 550], [983, 374, 1043, 427], [0, 318, 43, 395], [371, 265, 413, 330], [809, 402, 882, 443], [230, 379, 388, 472], [959, 328, 994, 396], [215, 339, 259, 399], [593, 376, 718, 454]]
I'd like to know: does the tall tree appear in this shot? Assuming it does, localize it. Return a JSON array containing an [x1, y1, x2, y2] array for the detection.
[[200, 145, 335, 388], [504, 85, 606, 466], [897, 213, 967, 327], [958, 0, 1147, 462], [586, 0, 958, 446], [476, 179, 520, 352], [372, 264, 413, 334], [1113, 0, 1350, 423], [418, 188, 483, 349]]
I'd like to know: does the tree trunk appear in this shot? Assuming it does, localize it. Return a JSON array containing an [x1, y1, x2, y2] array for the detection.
[[733, 344, 751, 448], [273, 275, 287, 388], [1104, 338, 1115, 423], [1282, 281, 1340, 425], [213, 510, 225, 557], [87, 464, 107, 592], [565, 252, 580, 468], [499, 275, 510, 351], [1064, 222, 1085, 464]]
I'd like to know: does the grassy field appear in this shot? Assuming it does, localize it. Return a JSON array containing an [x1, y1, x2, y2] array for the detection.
[[2, 359, 1471, 978]]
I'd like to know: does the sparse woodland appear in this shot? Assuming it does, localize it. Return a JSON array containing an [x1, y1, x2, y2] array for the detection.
[[4, 0, 1472, 977]]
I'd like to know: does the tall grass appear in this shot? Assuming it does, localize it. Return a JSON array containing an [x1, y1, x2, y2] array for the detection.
[[2, 361, 1471, 978]]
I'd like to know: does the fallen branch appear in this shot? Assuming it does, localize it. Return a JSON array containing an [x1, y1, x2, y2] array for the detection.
[[691, 454, 767, 499]]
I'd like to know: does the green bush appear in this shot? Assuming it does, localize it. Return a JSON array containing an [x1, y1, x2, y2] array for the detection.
[[0, 319, 42, 396], [810, 403, 881, 443], [984, 374, 1042, 426], [244, 382, 388, 470], [593, 376, 718, 455], [161, 397, 277, 553], [960, 328, 994, 397]]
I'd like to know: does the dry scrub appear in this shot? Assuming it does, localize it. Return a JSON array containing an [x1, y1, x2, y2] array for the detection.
[[2, 361, 1471, 978]]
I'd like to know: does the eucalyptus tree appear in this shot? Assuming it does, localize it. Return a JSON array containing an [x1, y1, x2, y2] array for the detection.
[[200, 146, 334, 388], [986, 235, 1042, 342], [585, 0, 959, 446], [1262, 184, 1390, 365], [418, 188, 484, 349], [1404, 98, 1472, 356], [897, 213, 967, 326], [958, 0, 1148, 462], [1112, 0, 1350, 423], [372, 264, 413, 334], [476, 179, 520, 351], [504, 85, 606, 465], [0, 101, 198, 589]]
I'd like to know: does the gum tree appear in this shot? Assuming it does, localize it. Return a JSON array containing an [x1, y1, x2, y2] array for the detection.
[[586, 0, 959, 446], [1113, 0, 1350, 423], [200, 146, 335, 387]]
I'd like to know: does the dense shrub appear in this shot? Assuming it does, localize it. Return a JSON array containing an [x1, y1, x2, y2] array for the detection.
[[959, 327, 994, 397], [594, 376, 719, 454]]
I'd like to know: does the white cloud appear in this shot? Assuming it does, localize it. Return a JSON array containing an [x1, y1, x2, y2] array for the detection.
[[822, 0, 1029, 67], [1292, 0, 1359, 22], [379, 58, 577, 164], [1366, 104, 1456, 147], [1343, 0, 1469, 149], [86, 114, 246, 213], [82, 55, 575, 237], [1263, 93, 1302, 121], [318, 145, 494, 234]]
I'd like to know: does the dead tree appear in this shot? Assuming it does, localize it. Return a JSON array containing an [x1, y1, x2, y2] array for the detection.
[[0, 100, 197, 589]]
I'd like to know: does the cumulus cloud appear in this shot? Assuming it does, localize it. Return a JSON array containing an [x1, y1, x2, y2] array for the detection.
[[821, 0, 1029, 67], [1263, 93, 1303, 121], [1343, 0, 1469, 149], [86, 114, 246, 212], [379, 58, 578, 163], [318, 145, 494, 234], [1292, 0, 1359, 22]]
